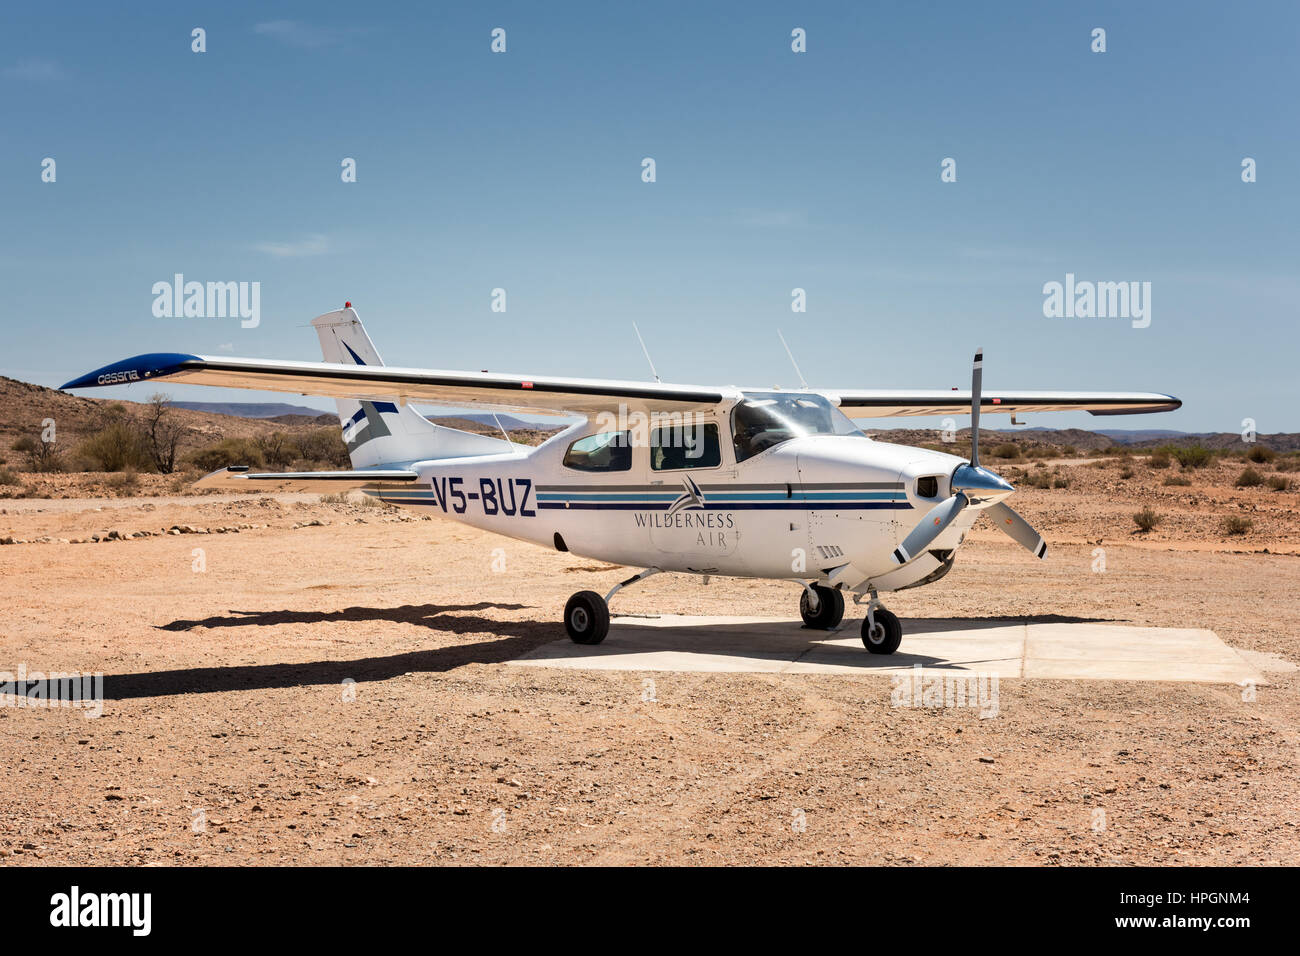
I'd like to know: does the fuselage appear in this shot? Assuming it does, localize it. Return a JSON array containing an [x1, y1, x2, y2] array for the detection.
[[365, 399, 983, 596]]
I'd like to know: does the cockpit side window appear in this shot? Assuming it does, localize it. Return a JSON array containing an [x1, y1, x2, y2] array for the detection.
[[563, 431, 633, 472], [650, 423, 721, 471]]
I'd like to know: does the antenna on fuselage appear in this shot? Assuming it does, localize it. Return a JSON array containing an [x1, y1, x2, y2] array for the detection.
[[632, 323, 661, 383], [777, 330, 808, 389]]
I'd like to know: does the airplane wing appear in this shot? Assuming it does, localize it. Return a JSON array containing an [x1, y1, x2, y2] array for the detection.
[[60, 352, 728, 417], [61, 353, 1180, 419], [826, 389, 1181, 417], [193, 466, 420, 492]]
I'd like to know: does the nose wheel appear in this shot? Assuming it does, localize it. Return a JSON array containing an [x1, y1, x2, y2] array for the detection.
[[861, 605, 902, 654]]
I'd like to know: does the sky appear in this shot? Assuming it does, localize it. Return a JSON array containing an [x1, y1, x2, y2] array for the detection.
[[1, 1, 1296, 432]]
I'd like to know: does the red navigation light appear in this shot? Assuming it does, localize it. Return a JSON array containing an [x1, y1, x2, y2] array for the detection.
[[345, 301, 352, 308]]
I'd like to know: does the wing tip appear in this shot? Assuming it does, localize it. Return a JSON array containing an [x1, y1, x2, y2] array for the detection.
[[61, 352, 204, 391]]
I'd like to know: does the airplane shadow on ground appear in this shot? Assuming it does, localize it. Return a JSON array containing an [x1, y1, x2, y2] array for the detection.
[[87, 606, 553, 701], [82, 608, 1128, 701], [158, 602, 533, 632]]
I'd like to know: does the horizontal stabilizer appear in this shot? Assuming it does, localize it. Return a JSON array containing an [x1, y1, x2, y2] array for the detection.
[[194, 466, 419, 493]]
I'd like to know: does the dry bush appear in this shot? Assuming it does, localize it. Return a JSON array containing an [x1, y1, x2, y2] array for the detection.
[[1170, 444, 1213, 469], [185, 438, 266, 473], [1148, 450, 1171, 469], [1245, 445, 1276, 463], [1133, 506, 1161, 532], [295, 428, 350, 467], [105, 468, 141, 496], [1222, 515, 1253, 536], [1163, 475, 1192, 487], [76, 419, 153, 472], [991, 443, 1020, 460], [1235, 467, 1263, 488], [1265, 475, 1291, 492]]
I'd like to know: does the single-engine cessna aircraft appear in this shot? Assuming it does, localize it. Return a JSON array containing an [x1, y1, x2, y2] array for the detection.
[[63, 307, 1180, 653]]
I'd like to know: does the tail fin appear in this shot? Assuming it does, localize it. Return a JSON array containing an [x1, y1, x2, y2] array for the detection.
[[310, 307, 513, 467]]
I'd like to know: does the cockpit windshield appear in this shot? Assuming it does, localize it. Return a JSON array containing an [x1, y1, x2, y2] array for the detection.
[[731, 392, 866, 463]]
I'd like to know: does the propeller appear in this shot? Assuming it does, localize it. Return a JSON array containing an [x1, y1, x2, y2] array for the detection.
[[890, 347, 1048, 565]]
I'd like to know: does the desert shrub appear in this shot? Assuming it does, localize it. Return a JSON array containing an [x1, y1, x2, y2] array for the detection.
[[319, 492, 351, 505], [991, 443, 1020, 460], [185, 437, 266, 473], [1163, 475, 1192, 487], [257, 431, 300, 468], [1222, 515, 1253, 536], [1133, 506, 1161, 532], [12, 434, 63, 472], [1266, 475, 1291, 492], [1119, 466, 1134, 480], [1235, 467, 1263, 488], [1276, 458, 1300, 473], [105, 468, 141, 495], [1024, 471, 1054, 489], [1060, 445, 1076, 457], [138, 393, 189, 474], [0, 467, 19, 486], [295, 428, 350, 467], [1148, 450, 1171, 469], [1245, 445, 1276, 463], [1170, 444, 1213, 469], [1089, 460, 1107, 470], [1053, 476, 1069, 488], [76, 420, 153, 472]]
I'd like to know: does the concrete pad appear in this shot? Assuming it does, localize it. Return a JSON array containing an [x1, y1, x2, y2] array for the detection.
[[509, 615, 1265, 685]]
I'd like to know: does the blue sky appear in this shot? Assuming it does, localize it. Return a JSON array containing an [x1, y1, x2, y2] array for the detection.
[[2, 1, 1296, 431]]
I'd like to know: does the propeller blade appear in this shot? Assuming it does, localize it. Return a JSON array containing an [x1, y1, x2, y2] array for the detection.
[[986, 501, 1047, 559], [892, 493, 968, 565], [970, 347, 983, 468]]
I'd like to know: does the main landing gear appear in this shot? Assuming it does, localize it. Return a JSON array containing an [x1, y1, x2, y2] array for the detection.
[[564, 568, 661, 645], [799, 583, 844, 629]]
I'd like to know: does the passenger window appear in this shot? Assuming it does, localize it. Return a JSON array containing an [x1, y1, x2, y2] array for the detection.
[[651, 423, 721, 470], [563, 431, 632, 472]]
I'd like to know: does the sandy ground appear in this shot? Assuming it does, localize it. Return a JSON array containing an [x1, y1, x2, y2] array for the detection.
[[0, 474, 1297, 866]]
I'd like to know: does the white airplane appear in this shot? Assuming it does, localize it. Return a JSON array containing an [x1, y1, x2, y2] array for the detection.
[[62, 306, 1180, 653]]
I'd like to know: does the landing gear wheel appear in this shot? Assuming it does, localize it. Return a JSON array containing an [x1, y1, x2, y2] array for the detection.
[[564, 590, 610, 645], [861, 607, 902, 654], [799, 585, 845, 629]]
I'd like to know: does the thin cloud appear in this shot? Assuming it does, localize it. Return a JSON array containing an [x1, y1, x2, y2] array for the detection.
[[4, 58, 64, 81], [252, 234, 331, 258], [253, 20, 347, 49]]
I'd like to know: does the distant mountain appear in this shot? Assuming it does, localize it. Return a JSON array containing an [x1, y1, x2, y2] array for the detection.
[[428, 412, 559, 431], [168, 401, 556, 433], [169, 400, 334, 419]]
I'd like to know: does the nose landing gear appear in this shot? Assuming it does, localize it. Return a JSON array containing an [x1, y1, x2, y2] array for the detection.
[[860, 595, 902, 654]]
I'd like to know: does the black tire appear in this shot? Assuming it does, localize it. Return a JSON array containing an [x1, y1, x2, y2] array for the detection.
[[564, 590, 610, 645], [861, 608, 902, 654], [799, 585, 845, 629]]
